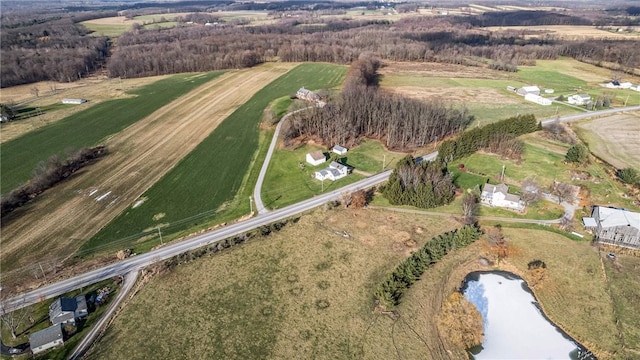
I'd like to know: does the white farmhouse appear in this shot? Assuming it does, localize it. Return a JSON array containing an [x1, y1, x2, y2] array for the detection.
[[306, 150, 326, 166], [524, 93, 552, 106], [481, 183, 525, 211], [584, 206, 640, 249], [315, 161, 349, 181], [567, 94, 591, 105]]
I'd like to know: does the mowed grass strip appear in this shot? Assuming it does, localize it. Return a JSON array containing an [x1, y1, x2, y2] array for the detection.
[[82, 63, 346, 253], [0, 72, 222, 194]]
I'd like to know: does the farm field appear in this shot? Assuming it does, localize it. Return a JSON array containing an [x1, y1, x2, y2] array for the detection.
[[0, 75, 173, 144], [85, 208, 627, 359], [575, 112, 640, 170], [0, 72, 221, 195], [81, 63, 347, 257], [0, 65, 290, 282], [484, 25, 640, 40], [81, 13, 192, 37], [380, 58, 640, 125]]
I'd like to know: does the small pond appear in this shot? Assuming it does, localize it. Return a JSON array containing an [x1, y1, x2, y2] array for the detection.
[[462, 271, 594, 360]]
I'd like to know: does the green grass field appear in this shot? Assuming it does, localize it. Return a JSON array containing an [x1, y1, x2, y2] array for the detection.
[[261, 139, 406, 209], [81, 63, 346, 255], [81, 22, 132, 37], [0, 72, 222, 194], [85, 209, 628, 360]]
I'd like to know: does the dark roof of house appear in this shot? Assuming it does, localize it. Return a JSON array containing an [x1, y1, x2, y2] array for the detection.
[[308, 150, 325, 161], [50, 298, 77, 317], [29, 324, 63, 349]]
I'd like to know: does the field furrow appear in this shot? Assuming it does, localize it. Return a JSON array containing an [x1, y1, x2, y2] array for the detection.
[[0, 63, 295, 275]]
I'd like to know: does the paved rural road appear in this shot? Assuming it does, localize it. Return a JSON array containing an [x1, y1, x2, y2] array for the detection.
[[253, 107, 312, 215], [3, 106, 639, 314], [67, 271, 139, 360]]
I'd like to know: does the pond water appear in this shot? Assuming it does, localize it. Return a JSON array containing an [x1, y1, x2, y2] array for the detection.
[[462, 271, 593, 360]]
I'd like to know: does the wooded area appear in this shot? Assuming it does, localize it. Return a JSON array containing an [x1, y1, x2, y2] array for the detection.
[[1, 7, 639, 87]]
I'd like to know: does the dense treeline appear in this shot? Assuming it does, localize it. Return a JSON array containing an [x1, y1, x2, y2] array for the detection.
[[462, 10, 592, 27], [0, 17, 109, 87], [380, 156, 456, 208], [283, 57, 473, 150], [375, 225, 483, 307], [437, 114, 539, 163], [1, 146, 108, 217]]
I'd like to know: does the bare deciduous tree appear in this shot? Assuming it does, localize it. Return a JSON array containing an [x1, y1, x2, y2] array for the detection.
[[461, 192, 479, 225], [521, 177, 541, 206], [552, 182, 575, 204]]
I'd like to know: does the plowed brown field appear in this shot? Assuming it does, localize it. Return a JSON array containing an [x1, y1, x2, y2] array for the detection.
[[0, 63, 296, 280]]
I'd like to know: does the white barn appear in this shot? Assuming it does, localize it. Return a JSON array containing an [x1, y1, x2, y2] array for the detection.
[[481, 183, 525, 211], [524, 93, 552, 106], [306, 151, 326, 166], [586, 206, 640, 249], [61, 98, 87, 105], [332, 145, 348, 155], [516, 86, 540, 96]]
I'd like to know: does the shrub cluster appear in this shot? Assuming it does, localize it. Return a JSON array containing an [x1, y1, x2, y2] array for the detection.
[[1, 146, 108, 217], [161, 217, 300, 270], [381, 156, 456, 209], [375, 225, 483, 307], [437, 114, 539, 163]]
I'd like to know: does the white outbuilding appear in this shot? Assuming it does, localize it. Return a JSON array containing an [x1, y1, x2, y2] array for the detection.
[[306, 150, 326, 166], [524, 93, 552, 106], [332, 145, 348, 155]]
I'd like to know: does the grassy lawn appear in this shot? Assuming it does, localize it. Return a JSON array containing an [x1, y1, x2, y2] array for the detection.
[[602, 253, 640, 358], [261, 143, 365, 210], [81, 63, 346, 256], [85, 208, 628, 359], [81, 22, 132, 37], [0, 279, 120, 360], [0, 72, 223, 194], [262, 139, 407, 210]]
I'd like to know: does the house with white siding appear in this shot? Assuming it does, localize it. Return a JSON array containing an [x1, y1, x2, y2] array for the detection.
[[306, 151, 326, 166], [315, 161, 349, 181], [585, 206, 640, 249], [481, 183, 525, 211]]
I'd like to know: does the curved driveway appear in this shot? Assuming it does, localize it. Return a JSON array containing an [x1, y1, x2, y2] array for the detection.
[[253, 107, 312, 214], [3, 106, 639, 314]]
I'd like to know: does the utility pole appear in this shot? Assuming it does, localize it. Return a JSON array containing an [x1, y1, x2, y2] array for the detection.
[[38, 263, 47, 282], [382, 154, 386, 171], [249, 196, 253, 214], [501, 164, 506, 182], [157, 226, 163, 245], [624, 94, 630, 107]]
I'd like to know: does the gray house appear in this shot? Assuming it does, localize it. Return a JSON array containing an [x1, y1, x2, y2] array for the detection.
[[29, 324, 64, 355], [586, 206, 640, 249], [49, 296, 88, 326]]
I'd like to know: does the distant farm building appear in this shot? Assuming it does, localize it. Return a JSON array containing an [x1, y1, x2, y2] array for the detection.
[[524, 93, 552, 106], [544, 89, 555, 94], [296, 87, 320, 102], [332, 145, 348, 155], [306, 150, 326, 166], [61, 98, 87, 105], [315, 161, 349, 181], [506, 86, 516, 92], [481, 183, 525, 211], [604, 80, 632, 89], [584, 206, 640, 249], [29, 324, 64, 355], [567, 94, 592, 105], [516, 86, 540, 96]]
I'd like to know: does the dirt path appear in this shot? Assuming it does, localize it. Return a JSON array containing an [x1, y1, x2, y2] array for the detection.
[[0, 63, 296, 278]]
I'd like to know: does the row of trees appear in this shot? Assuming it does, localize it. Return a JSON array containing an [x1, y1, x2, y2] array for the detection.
[[1, 146, 108, 217], [381, 156, 456, 209], [437, 114, 539, 163], [375, 225, 483, 307]]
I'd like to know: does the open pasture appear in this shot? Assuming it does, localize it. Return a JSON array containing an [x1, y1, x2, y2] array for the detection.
[[575, 112, 640, 170], [81, 63, 346, 257], [0, 66, 289, 279], [86, 207, 626, 359]]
